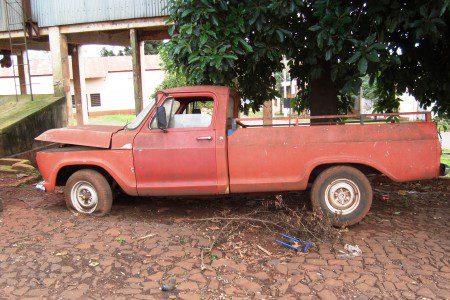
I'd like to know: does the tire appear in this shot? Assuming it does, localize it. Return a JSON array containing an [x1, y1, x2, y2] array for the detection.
[[64, 169, 113, 216], [311, 166, 372, 227]]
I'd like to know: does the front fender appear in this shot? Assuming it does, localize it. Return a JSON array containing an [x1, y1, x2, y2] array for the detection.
[[36, 147, 137, 195]]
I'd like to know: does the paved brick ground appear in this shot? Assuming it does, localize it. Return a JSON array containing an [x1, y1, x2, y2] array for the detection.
[[0, 174, 449, 299]]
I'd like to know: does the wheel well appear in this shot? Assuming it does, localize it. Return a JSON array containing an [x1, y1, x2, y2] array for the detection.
[[55, 165, 115, 186], [308, 163, 381, 183]]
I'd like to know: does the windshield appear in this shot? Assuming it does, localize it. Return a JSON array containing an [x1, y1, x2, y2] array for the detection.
[[125, 99, 156, 130]]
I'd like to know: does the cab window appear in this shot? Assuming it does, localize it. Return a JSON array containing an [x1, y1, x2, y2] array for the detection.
[[150, 97, 214, 129]]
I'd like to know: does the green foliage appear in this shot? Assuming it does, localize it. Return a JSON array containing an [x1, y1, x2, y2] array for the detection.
[[163, 0, 450, 116], [100, 47, 115, 57], [101, 41, 162, 57], [144, 41, 163, 55], [435, 116, 449, 132], [151, 72, 188, 98]]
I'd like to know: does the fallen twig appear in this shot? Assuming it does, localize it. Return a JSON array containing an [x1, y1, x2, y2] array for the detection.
[[257, 244, 272, 256]]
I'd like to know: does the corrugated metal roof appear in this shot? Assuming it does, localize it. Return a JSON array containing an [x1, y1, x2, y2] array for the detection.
[[30, 0, 168, 27], [0, 1, 24, 32]]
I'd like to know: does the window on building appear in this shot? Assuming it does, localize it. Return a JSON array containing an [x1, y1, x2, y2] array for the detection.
[[71, 95, 75, 108], [90, 93, 101, 107]]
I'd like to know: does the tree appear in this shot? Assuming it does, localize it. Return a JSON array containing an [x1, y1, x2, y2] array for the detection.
[[100, 47, 115, 57], [163, 0, 450, 117], [100, 41, 162, 57], [144, 41, 163, 55]]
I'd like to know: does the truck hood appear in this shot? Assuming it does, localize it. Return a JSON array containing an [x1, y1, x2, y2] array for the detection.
[[35, 125, 123, 148]]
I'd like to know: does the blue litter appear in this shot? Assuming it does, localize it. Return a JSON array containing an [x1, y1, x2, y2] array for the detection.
[[276, 234, 314, 253]]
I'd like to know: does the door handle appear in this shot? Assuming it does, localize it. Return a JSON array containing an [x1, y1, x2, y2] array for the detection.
[[196, 136, 213, 141]]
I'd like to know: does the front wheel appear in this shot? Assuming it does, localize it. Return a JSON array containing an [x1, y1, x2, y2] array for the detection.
[[65, 169, 113, 216], [311, 166, 372, 227]]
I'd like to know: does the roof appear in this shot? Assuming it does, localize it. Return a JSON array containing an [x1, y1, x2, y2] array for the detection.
[[163, 86, 232, 95], [0, 54, 162, 79]]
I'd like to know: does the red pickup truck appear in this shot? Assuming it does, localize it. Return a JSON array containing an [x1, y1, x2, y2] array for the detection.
[[35, 86, 446, 226]]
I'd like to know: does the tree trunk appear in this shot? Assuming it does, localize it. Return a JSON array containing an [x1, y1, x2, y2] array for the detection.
[[262, 100, 273, 125], [309, 70, 338, 123]]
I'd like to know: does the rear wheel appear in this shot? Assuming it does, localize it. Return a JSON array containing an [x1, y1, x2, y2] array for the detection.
[[311, 166, 372, 227], [65, 169, 112, 216]]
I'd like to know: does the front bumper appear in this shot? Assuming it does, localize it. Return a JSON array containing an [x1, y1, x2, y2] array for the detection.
[[440, 164, 449, 176]]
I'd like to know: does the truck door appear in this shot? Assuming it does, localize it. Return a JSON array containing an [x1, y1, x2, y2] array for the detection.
[[133, 95, 219, 196]]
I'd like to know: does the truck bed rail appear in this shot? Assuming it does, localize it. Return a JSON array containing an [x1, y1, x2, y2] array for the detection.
[[234, 111, 432, 128]]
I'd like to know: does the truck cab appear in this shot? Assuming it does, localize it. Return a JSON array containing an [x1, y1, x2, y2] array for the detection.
[[35, 86, 446, 226]]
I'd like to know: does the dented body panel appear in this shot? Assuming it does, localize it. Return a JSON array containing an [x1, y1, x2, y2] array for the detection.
[[35, 86, 442, 199]]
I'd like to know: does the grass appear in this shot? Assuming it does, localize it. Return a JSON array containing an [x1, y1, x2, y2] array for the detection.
[[87, 114, 135, 126], [0, 94, 60, 130], [441, 149, 450, 166]]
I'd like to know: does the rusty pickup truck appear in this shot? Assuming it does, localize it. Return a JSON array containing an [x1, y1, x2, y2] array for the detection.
[[35, 86, 447, 226]]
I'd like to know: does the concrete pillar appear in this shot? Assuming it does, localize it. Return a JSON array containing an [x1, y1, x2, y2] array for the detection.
[[17, 52, 27, 95], [71, 45, 88, 125], [130, 29, 143, 115], [49, 26, 71, 123], [140, 40, 147, 106], [263, 100, 273, 125]]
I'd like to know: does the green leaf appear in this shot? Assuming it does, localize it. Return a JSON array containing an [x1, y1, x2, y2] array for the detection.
[[276, 30, 284, 42], [325, 49, 332, 61], [239, 38, 253, 52], [358, 58, 368, 74], [211, 15, 219, 26], [223, 54, 238, 60], [317, 32, 323, 49], [168, 25, 175, 36], [188, 56, 200, 64], [309, 24, 321, 31], [200, 35, 208, 46], [371, 43, 386, 50], [181, 9, 192, 18], [346, 51, 361, 64], [366, 51, 379, 62]]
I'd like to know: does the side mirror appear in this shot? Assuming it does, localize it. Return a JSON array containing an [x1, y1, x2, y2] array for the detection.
[[156, 106, 168, 129]]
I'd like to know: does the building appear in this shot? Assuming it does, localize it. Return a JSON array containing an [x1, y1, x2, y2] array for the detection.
[[0, 54, 165, 116], [0, 0, 170, 125]]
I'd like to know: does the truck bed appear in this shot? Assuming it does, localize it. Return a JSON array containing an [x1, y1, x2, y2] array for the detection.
[[227, 119, 440, 193]]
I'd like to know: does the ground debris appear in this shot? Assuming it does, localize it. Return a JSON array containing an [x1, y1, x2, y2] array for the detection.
[[182, 193, 341, 255], [337, 244, 362, 259]]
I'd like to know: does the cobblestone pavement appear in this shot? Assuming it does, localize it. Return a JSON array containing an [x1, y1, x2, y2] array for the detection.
[[0, 173, 449, 299]]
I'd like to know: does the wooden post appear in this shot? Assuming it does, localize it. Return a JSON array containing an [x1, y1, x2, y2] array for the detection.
[[17, 52, 27, 95], [130, 29, 143, 115], [49, 26, 71, 124], [71, 45, 88, 125], [263, 100, 273, 125]]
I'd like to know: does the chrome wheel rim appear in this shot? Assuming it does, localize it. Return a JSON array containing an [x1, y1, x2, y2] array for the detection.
[[324, 179, 360, 215], [71, 181, 98, 214]]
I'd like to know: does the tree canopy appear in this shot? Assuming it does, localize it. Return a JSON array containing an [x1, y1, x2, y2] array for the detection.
[[163, 0, 450, 116]]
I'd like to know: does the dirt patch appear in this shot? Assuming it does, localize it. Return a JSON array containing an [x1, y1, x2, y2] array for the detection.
[[0, 174, 448, 299]]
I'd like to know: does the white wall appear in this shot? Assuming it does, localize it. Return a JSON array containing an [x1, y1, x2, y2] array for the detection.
[[98, 72, 134, 112], [28, 76, 54, 94], [143, 70, 165, 107], [0, 78, 17, 94], [0, 69, 165, 113]]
